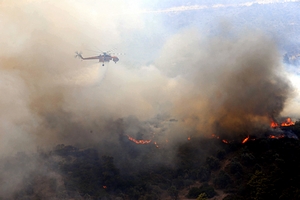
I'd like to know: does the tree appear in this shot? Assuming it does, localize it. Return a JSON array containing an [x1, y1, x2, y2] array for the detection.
[[187, 183, 216, 199], [198, 166, 211, 182], [226, 161, 243, 175], [168, 186, 179, 200], [216, 149, 226, 160], [240, 153, 255, 166], [206, 156, 221, 170], [246, 171, 276, 200], [213, 170, 232, 189], [197, 193, 207, 200]]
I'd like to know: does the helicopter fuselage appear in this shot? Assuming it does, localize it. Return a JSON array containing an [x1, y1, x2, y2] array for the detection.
[[75, 51, 119, 66]]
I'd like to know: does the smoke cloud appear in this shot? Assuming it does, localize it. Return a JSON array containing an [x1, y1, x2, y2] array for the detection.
[[157, 29, 293, 139], [0, 0, 294, 156], [0, 0, 294, 154], [0, 0, 296, 197]]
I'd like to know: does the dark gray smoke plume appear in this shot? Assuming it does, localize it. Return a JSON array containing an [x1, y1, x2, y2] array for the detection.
[[157, 29, 293, 139]]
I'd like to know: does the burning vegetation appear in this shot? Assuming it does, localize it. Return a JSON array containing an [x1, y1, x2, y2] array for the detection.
[[208, 117, 298, 145], [0, 3, 298, 198], [3, 122, 300, 200], [271, 117, 295, 128], [280, 117, 295, 127], [126, 135, 151, 145], [242, 135, 250, 144]]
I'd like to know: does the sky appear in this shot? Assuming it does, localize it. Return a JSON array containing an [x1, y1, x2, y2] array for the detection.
[[0, 0, 299, 155]]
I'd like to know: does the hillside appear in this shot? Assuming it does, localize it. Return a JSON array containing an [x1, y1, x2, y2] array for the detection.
[[1, 121, 300, 199]]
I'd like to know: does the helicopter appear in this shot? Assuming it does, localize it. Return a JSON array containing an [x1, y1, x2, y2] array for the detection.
[[75, 50, 120, 66]]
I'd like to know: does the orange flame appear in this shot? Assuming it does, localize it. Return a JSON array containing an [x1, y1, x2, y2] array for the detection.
[[212, 134, 229, 144], [126, 135, 151, 144], [242, 136, 249, 144], [270, 117, 295, 128], [280, 117, 295, 127], [222, 139, 229, 144], [270, 120, 279, 128], [268, 134, 285, 139]]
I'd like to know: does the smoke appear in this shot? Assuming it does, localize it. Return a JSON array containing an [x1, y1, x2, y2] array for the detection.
[[0, 0, 295, 158], [156, 28, 293, 138], [0, 0, 297, 197]]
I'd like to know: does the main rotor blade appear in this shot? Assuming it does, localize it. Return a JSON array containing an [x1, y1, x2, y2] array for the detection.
[[110, 52, 125, 55]]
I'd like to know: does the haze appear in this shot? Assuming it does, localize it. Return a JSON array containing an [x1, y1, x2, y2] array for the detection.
[[0, 0, 299, 155]]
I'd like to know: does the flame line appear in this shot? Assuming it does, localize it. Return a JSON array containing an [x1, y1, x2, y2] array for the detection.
[[126, 135, 152, 144]]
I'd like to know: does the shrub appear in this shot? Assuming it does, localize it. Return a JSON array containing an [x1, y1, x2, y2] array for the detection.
[[206, 156, 221, 170], [187, 183, 216, 198], [213, 170, 232, 189], [226, 161, 243, 175]]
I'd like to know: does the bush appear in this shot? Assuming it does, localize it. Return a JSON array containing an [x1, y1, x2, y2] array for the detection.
[[240, 153, 255, 166], [216, 150, 226, 160], [168, 186, 179, 200], [197, 193, 208, 200], [187, 187, 202, 199], [199, 183, 217, 198], [198, 166, 211, 182], [226, 161, 243, 175], [213, 170, 232, 189], [187, 183, 216, 198], [206, 156, 221, 170], [222, 194, 244, 200]]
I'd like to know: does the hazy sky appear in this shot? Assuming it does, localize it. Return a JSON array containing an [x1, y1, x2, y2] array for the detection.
[[0, 0, 299, 156]]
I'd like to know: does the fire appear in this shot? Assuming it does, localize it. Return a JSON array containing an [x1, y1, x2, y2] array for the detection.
[[281, 117, 295, 126], [211, 134, 253, 144], [270, 121, 279, 128], [212, 134, 230, 144], [126, 135, 151, 144], [222, 139, 229, 144], [242, 136, 249, 144], [188, 136, 191, 141], [270, 117, 295, 128], [268, 134, 285, 139]]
